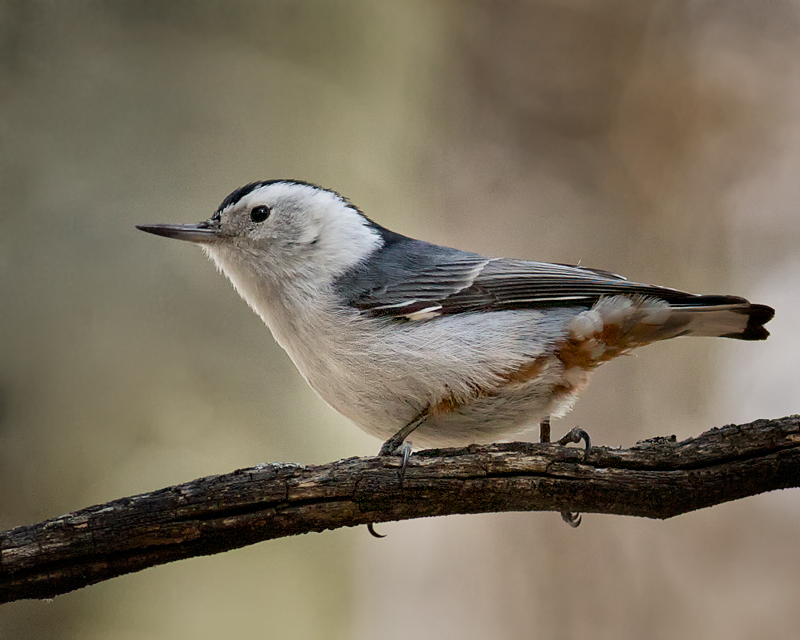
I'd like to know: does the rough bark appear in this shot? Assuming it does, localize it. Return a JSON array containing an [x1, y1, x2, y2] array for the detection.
[[2, 415, 798, 604]]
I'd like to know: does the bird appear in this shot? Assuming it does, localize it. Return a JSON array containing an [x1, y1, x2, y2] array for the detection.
[[137, 179, 774, 464]]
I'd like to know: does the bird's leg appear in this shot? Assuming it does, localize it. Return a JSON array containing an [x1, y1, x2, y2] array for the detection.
[[366, 410, 429, 537], [539, 416, 551, 443], [379, 410, 428, 456], [556, 425, 591, 528], [378, 409, 429, 485]]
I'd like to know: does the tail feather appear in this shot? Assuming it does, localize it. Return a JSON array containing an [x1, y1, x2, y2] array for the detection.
[[676, 299, 774, 341], [723, 303, 774, 340], [565, 295, 774, 370]]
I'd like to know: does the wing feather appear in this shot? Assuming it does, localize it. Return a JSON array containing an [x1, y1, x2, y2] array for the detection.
[[337, 240, 746, 320]]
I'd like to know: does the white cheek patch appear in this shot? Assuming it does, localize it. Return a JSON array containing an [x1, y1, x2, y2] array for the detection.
[[219, 181, 385, 280]]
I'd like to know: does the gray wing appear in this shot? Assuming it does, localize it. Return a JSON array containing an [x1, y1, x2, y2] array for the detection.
[[336, 238, 743, 320]]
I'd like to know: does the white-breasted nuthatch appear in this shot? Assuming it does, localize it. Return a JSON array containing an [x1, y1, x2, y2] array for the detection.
[[138, 180, 774, 459]]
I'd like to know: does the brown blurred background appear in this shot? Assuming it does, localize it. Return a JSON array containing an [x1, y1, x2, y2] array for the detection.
[[2, 1, 799, 638]]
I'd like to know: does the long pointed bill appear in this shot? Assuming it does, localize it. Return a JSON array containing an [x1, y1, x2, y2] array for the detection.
[[136, 223, 220, 244]]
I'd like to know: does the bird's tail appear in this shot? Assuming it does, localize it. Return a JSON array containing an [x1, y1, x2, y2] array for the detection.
[[666, 298, 774, 341], [569, 295, 775, 362], [562, 294, 773, 373]]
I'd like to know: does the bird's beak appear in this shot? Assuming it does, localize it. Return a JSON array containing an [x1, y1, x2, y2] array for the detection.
[[136, 222, 220, 244]]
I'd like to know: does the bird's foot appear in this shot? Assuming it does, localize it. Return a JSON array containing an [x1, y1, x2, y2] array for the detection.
[[377, 411, 428, 485], [557, 426, 591, 528], [560, 511, 582, 528], [378, 440, 413, 486], [557, 426, 591, 455], [369, 415, 426, 537]]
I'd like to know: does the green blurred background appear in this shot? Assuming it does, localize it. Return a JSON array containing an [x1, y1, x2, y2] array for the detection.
[[2, 1, 799, 638]]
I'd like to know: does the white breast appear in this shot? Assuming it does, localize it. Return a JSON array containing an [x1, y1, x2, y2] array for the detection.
[[261, 295, 580, 446], [204, 243, 580, 447]]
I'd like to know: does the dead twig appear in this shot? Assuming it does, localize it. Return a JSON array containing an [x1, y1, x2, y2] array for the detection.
[[1, 415, 798, 604]]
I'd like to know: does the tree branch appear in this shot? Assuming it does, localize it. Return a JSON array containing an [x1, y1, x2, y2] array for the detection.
[[2, 415, 799, 604]]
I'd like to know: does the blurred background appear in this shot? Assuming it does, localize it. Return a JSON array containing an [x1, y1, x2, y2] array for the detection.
[[2, 0, 799, 638]]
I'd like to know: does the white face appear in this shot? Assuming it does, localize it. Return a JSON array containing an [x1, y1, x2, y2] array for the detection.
[[204, 181, 383, 283]]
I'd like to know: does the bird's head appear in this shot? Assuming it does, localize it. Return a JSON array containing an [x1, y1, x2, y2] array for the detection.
[[137, 180, 384, 288]]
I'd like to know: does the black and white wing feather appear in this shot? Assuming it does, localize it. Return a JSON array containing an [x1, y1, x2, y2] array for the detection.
[[335, 237, 751, 321]]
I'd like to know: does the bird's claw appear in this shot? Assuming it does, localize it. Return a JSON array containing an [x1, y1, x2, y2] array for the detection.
[[557, 426, 590, 528], [557, 426, 591, 455], [378, 440, 413, 486], [369, 434, 416, 537]]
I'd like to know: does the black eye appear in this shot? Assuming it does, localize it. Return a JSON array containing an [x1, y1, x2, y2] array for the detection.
[[250, 205, 271, 223]]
